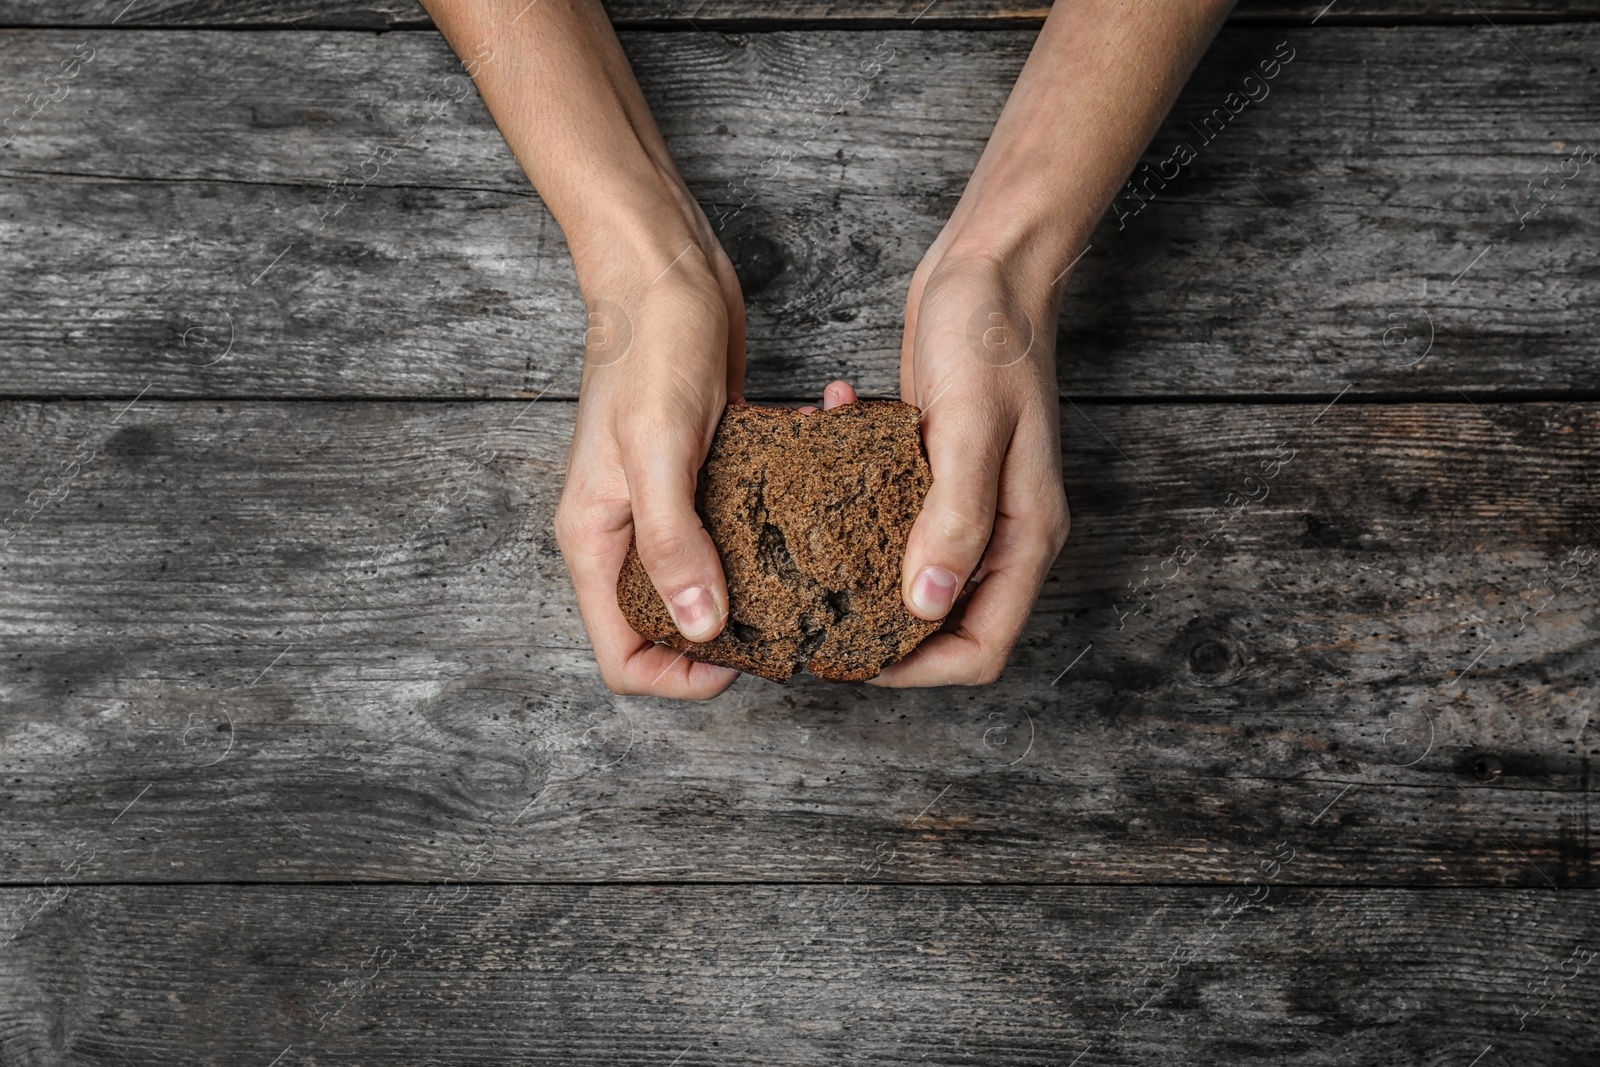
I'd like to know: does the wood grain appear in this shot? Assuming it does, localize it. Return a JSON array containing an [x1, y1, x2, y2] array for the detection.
[[0, 27, 1596, 400], [2, 885, 1597, 1064], [2, 400, 1595, 885], [1, 0, 1594, 28], [2, 4, 1591, 1056]]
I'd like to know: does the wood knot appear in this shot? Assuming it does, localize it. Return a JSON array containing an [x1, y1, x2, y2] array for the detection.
[[1469, 755, 1504, 782], [1174, 624, 1247, 687], [729, 232, 787, 296]]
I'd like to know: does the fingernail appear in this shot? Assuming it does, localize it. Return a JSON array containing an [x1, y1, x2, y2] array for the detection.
[[669, 585, 719, 640], [910, 566, 960, 618]]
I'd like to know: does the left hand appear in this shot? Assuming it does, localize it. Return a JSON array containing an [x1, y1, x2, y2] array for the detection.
[[868, 244, 1070, 686]]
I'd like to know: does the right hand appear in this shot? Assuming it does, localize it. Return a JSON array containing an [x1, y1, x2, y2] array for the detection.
[[554, 235, 748, 698]]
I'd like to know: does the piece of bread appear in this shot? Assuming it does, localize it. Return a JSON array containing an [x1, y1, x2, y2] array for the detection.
[[615, 400, 939, 682]]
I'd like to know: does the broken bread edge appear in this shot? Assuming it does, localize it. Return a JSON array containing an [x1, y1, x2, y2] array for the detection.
[[614, 400, 939, 683]]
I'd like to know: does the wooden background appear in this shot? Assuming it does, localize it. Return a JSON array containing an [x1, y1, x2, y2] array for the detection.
[[1, 0, 1597, 1063]]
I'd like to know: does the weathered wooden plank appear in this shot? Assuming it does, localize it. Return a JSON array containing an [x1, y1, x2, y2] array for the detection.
[[2, 885, 1597, 1064], [2, 400, 1596, 884], [0, 27, 1596, 399], [1, 0, 1593, 29]]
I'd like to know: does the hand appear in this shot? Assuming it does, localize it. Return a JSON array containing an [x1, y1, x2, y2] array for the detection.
[[418, 0, 762, 697], [424, 0, 1223, 693], [869, 247, 1070, 687], [554, 236, 747, 698], [850, 0, 1233, 685], [557, 292, 860, 697]]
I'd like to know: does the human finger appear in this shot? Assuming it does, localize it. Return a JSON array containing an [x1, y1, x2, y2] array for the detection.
[[899, 389, 1010, 622], [555, 493, 739, 697], [871, 497, 1061, 687], [617, 403, 730, 643], [823, 380, 858, 409]]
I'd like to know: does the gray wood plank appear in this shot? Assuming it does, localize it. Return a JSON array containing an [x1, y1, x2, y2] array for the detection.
[[0, 26, 1596, 399], [2, 885, 1597, 1064], [2, 400, 1596, 884], [1, 0, 1593, 28]]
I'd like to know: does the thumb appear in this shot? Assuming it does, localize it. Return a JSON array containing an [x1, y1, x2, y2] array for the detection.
[[622, 422, 729, 643], [901, 393, 1009, 621]]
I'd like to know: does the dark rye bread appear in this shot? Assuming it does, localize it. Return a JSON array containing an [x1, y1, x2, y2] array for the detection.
[[616, 401, 939, 683]]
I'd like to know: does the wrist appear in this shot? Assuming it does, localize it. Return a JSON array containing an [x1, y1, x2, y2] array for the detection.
[[562, 163, 719, 297], [935, 163, 1095, 303]]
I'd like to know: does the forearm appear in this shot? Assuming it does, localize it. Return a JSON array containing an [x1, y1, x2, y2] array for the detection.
[[419, 0, 712, 286], [941, 0, 1236, 291]]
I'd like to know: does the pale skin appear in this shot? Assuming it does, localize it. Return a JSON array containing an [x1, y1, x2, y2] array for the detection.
[[421, 0, 1236, 696]]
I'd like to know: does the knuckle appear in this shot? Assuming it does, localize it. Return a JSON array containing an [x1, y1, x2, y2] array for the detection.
[[971, 655, 1008, 685], [599, 668, 644, 697], [966, 652, 1004, 684], [551, 501, 584, 553], [1051, 524, 1070, 555], [954, 659, 1005, 686], [1042, 494, 1071, 552], [927, 505, 993, 558], [553, 497, 609, 556], [950, 640, 1013, 686], [553, 492, 579, 530], [631, 515, 702, 576], [597, 651, 653, 696]]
